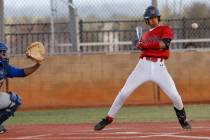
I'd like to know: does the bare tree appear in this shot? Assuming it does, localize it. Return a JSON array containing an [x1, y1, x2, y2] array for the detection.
[[183, 2, 210, 18]]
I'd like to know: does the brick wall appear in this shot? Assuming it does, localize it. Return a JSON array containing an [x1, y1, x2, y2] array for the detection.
[[6, 51, 210, 109]]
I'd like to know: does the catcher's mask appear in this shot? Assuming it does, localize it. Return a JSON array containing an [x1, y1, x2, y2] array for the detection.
[[0, 57, 8, 82], [143, 6, 161, 24], [0, 43, 8, 84], [0, 42, 8, 60]]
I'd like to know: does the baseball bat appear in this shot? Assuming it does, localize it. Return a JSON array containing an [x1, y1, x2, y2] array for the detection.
[[135, 26, 142, 40]]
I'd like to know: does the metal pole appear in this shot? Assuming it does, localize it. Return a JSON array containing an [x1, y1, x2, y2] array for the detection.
[[0, 0, 8, 92], [0, 0, 5, 42], [151, 0, 159, 103], [50, 0, 55, 54], [68, 0, 78, 52], [152, 0, 157, 7], [173, 0, 176, 16]]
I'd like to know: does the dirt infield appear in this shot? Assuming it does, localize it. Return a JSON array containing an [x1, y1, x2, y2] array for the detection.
[[1, 121, 210, 140]]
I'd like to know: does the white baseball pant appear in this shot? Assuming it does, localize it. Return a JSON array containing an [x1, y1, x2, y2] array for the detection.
[[0, 92, 15, 109], [108, 57, 183, 118]]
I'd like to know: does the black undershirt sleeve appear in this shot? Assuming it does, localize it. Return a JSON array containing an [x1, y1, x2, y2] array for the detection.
[[162, 38, 171, 48]]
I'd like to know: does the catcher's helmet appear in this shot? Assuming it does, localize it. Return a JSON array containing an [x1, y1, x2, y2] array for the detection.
[[143, 6, 160, 20], [0, 42, 8, 51], [0, 42, 8, 61]]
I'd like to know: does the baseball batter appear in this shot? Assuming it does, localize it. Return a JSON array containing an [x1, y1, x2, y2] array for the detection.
[[94, 6, 191, 131], [0, 42, 41, 133]]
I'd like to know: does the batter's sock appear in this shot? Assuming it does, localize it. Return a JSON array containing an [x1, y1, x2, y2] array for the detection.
[[106, 116, 113, 123], [174, 107, 192, 130], [94, 116, 113, 131]]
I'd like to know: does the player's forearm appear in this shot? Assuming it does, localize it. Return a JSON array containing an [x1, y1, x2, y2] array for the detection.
[[23, 62, 40, 76], [143, 40, 170, 50], [143, 41, 160, 49], [159, 41, 168, 49], [160, 38, 172, 49]]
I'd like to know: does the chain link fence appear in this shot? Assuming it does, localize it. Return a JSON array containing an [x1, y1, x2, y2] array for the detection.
[[3, 0, 210, 55], [5, 0, 210, 22]]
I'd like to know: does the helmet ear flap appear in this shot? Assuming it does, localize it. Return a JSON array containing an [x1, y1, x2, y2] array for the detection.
[[158, 16, 161, 22], [145, 19, 149, 25]]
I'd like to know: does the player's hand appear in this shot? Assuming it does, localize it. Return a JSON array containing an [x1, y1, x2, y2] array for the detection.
[[136, 41, 145, 50]]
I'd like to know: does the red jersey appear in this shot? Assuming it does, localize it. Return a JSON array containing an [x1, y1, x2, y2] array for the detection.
[[140, 25, 173, 59]]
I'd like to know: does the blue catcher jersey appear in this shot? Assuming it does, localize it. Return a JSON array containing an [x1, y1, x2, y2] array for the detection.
[[0, 59, 25, 81]]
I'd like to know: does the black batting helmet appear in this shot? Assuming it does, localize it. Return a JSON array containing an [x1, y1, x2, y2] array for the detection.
[[143, 6, 160, 20]]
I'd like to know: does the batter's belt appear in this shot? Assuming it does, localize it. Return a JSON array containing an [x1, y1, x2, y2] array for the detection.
[[141, 56, 164, 62]]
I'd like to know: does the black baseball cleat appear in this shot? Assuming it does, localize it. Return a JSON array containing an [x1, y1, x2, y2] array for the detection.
[[173, 107, 192, 130], [0, 125, 7, 134], [179, 120, 192, 130], [94, 116, 113, 131]]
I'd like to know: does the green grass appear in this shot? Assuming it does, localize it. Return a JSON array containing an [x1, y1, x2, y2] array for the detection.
[[5, 104, 210, 125]]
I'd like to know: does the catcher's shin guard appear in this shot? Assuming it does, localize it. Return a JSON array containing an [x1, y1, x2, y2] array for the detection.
[[94, 116, 113, 131], [0, 92, 21, 125], [174, 107, 191, 130], [0, 125, 6, 133]]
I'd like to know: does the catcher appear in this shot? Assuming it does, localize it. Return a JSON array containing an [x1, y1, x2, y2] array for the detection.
[[0, 42, 44, 133]]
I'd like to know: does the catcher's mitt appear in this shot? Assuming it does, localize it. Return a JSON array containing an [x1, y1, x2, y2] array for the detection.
[[26, 42, 45, 62]]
